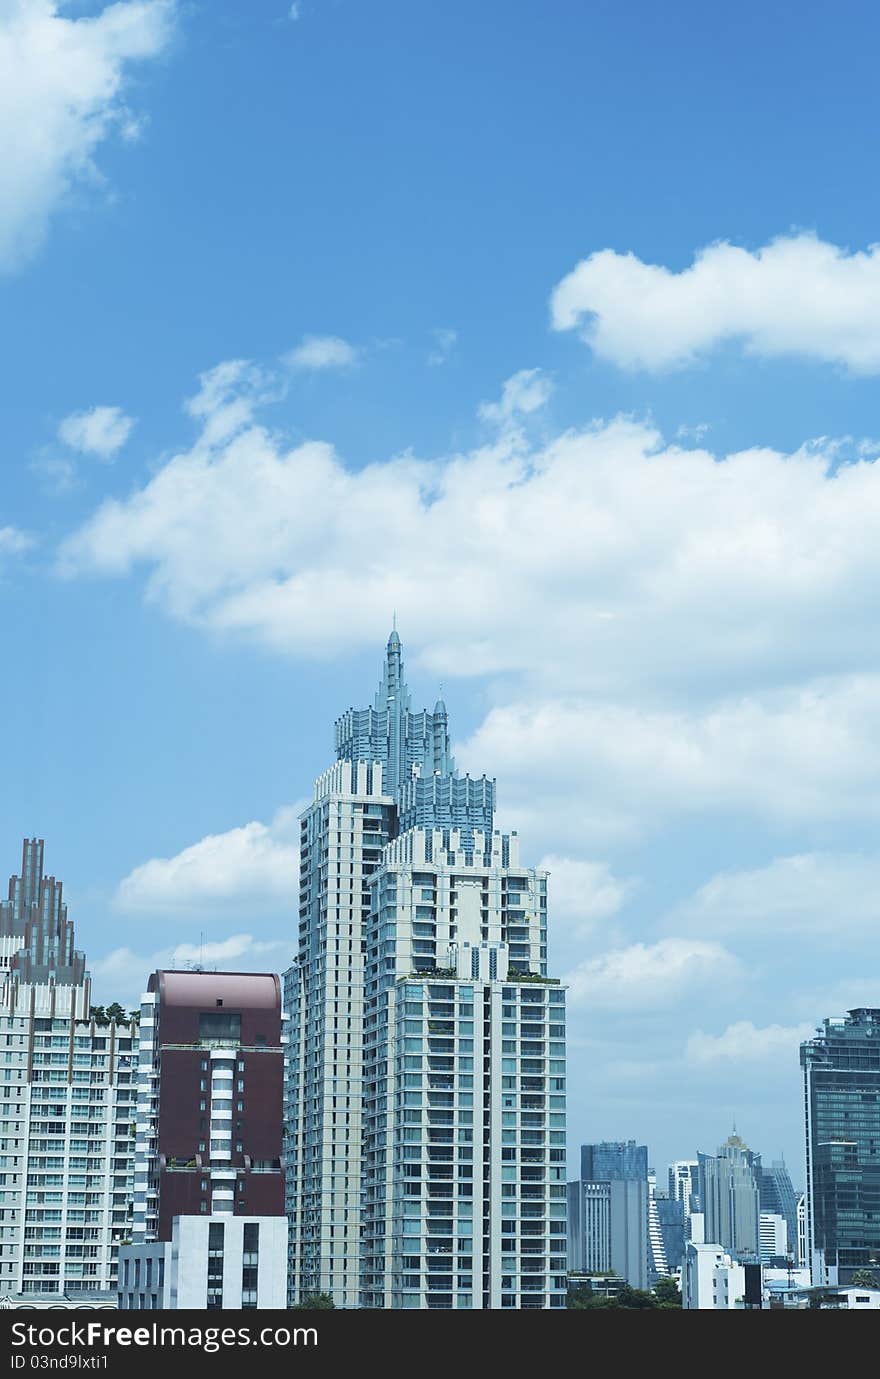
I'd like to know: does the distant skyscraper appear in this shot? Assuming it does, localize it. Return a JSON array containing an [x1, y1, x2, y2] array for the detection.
[[655, 1197, 686, 1275], [0, 839, 137, 1305], [120, 970, 287, 1310], [758, 1212, 788, 1261], [668, 1159, 700, 1217], [758, 1158, 798, 1261], [582, 1141, 648, 1182], [568, 1141, 649, 1288], [796, 1193, 807, 1267], [285, 631, 566, 1308], [647, 1171, 668, 1279], [698, 1134, 760, 1259], [801, 1008, 880, 1286]]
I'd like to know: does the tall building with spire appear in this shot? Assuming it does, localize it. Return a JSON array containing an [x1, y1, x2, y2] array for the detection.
[[335, 631, 496, 843], [1, 838, 87, 998], [0, 840, 137, 1306], [285, 632, 566, 1308], [697, 1133, 761, 1259]]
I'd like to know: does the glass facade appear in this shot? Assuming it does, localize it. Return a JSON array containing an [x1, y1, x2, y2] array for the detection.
[[801, 1008, 880, 1286]]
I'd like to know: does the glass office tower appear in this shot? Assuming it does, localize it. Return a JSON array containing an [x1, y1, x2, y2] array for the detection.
[[801, 1008, 880, 1286]]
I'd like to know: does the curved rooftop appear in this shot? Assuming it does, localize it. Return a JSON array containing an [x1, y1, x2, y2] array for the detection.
[[150, 970, 281, 1010]]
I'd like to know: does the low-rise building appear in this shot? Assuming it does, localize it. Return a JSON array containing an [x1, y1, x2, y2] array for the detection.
[[682, 1240, 761, 1309]]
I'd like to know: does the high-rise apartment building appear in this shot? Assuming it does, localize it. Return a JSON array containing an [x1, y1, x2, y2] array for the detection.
[[801, 1008, 880, 1286], [360, 828, 566, 1309], [698, 1134, 760, 1259], [119, 970, 287, 1310], [567, 1141, 649, 1288], [285, 760, 397, 1308], [284, 631, 566, 1308], [0, 840, 137, 1306]]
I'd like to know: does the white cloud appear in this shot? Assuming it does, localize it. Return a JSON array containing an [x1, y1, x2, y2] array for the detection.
[[283, 335, 359, 370], [428, 327, 457, 366], [288, 2, 301, 18], [59, 371, 880, 699], [536, 854, 633, 942], [478, 367, 552, 424], [790, 977, 880, 1023], [0, 525, 32, 555], [91, 933, 294, 1009], [55, 360, 880, 839], [551, 233, 880, 373], [0, 0, 175, 273], [115, 805, 302, 913], [564, 938, 741, 1011], [674, 851, 880, 941], [58, 404, 135, 459], [30, 453, 78, 495], [465, 679, 880, 848], [686, 1021, 813, 1065]]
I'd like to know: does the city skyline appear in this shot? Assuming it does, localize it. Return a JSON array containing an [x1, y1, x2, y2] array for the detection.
[[5, 618, 852, 1193], [4, 1, 880, 1189]]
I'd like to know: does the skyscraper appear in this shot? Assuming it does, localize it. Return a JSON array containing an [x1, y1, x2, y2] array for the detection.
[[285, 760, 397, 1307], [0, 840, 137, 1306], [647, 1172, 668, 1279], [120, 970, 287, 1310], [758, 1212, 788, 1261], [668, 1159, 700, 1217], [360, 829, 565, 1309], [758, 1158, 798, 1261], [284, 632, 566, 1308], [698, 1133, 760, 1259], [655, 1196, 686, 1275], [567, 1141, 649, 1288], [801, 1008, 880, 1286]]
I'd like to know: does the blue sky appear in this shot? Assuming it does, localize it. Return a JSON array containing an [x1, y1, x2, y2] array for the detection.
[[3, 0, 880, 1185]]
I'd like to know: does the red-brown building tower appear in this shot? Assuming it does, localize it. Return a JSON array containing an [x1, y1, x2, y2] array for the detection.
[[119, 969, 288, 1310]]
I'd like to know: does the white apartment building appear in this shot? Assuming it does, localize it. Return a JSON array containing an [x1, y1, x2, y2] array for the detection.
[[119, 1216, 288, 1310], [759, 1211, 788, 1261], [360, 827, 566, 1309], [283, 633, 567, 1310], [683, 1240, 750, 1309], [0, 840, 136, 1307], [285, 760, 397, 1308]]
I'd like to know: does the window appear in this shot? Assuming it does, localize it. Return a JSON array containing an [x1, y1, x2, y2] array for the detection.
[[199, 1013, 241, 1041]]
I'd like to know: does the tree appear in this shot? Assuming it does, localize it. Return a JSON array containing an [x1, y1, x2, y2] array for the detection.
[[615, 1284, 658, 1309], [851, 1269, 877, 1288], [289, 1292, 335, 1310], [653, 1276, 682, 1307], [567, 1282, 595, 1308], [568, 1281, 661, 1309], [90, 1002, 136, 1026]]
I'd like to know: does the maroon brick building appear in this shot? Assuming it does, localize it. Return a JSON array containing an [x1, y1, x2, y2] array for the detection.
[[140, 970, 285, 1240]]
